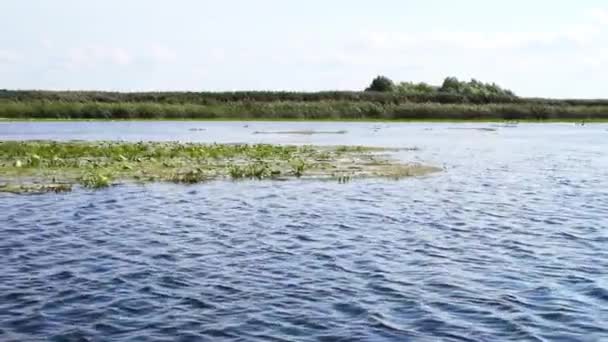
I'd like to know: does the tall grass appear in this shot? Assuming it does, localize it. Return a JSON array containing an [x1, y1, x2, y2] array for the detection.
[[1, 100, 607, 120], [0, 90, 522, 104], [3, 89, 608, 106]]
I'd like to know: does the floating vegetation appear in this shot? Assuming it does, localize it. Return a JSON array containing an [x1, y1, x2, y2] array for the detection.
[[0, 183, 72, 194], [228, 164, 247, 179], [289, 158, 307, 177], [171, 169, 209, 184], [334, 173, 352, 184], [79, 171, 112, 189], [0, 141, 440, 194], [245, 162, 272, 180], [252, 130, 347, 135]]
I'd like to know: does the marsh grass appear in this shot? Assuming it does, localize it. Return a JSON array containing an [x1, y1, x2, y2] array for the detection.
[[1, 100, 608, 121]]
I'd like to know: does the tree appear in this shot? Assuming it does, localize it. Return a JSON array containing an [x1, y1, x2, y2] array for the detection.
[[365, 76, 395, 92], [439, 77, 462, 93], [397, 82, 436, 94]]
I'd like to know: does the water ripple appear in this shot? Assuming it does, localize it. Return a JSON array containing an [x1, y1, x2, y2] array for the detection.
[[2, 123, 608, 340]]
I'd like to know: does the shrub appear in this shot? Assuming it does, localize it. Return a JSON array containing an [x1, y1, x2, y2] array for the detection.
[[365, 76, 395, 92]]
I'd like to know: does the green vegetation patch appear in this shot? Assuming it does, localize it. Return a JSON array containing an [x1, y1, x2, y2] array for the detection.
[[2, 75, 608, 121], [2, 100, 607, 121], [0, 141, 440, 194], [0, 183, 72, 194]]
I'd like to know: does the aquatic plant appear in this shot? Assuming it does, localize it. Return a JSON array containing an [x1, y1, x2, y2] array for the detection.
[[171, 169, 208, 183], [0, 141, 440, 193], [0, 183, 72, 194], [79, 172, 112, 188], [48, 156, 65, 167], [336, 174, 352, 184], [336, 146, 352, 153], [289, 158, 307, 177], [26, 154, 42, 167], [228, 165, 246, 179], [245, 162, 271, 180]]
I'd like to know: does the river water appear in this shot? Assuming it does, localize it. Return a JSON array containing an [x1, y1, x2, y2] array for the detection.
[[1, 121, 608, 341]]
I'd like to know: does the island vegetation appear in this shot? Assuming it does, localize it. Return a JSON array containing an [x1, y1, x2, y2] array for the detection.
[[1, 76, 607, 121], [0, 141, 439, 194]]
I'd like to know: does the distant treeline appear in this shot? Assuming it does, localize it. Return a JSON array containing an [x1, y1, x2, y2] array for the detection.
[[0, 89, 521, 105], [0, 76, 607, 120], [2, 89, 608, 107]]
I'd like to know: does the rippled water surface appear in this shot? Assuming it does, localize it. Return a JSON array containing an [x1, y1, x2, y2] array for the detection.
[[2, 121, 608, 341]]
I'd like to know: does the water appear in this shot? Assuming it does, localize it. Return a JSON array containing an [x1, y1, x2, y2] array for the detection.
[[1, 121, 608, 341]]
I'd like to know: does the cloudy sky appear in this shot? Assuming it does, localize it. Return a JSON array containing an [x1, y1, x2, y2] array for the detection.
[[1, 0, 607, 98]]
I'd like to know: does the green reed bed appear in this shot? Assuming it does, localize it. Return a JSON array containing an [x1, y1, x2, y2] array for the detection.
[[1, 100, 608, 121], [0, 141, 440, 194]]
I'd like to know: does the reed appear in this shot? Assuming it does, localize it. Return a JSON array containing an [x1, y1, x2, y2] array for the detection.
[[1, 100, 606, 121]]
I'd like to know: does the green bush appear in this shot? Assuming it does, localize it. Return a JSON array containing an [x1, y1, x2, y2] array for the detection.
[[365, 76, 395, 92]]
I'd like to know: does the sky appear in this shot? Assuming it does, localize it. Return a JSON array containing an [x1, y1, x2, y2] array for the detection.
[[1, 0, 607, 98]]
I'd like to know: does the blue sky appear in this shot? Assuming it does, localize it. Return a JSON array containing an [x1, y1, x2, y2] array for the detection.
[[1, 0, 607, 98]]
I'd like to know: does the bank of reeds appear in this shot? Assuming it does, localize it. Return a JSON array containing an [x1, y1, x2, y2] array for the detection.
[[1, 100, 607, 120]]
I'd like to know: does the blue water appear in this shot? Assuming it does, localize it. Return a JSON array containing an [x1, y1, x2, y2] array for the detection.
[[1, 122, 608, 341]]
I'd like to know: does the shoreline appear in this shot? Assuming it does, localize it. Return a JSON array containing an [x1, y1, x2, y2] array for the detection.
[[2, 118, 607, 123], [2, 95, 608, 122]]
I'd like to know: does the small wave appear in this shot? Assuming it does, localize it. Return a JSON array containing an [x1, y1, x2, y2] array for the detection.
[[584, 286, 608, 302]]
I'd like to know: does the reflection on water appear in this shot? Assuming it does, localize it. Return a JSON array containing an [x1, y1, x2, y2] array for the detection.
[[1, 121, 608, 341]]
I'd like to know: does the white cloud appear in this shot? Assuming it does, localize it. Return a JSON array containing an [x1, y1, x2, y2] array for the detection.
[[358, 28, 600, 52], [589, 8, 608, 23], [108, 48, 132, 65], [65, 45, 133, 69], [3, 4, 607, 97], [353, 7, 607, 53], [41, 38, 54, 49], [62, 44, 181, 70], [0, 50, 20, 74], [149, 44, 177, 63], [0, 50, 20, 64], [209, 48, 226, 62]]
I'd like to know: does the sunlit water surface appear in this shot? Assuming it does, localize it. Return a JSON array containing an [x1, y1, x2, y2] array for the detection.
[[1, 121, 608, 341]]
